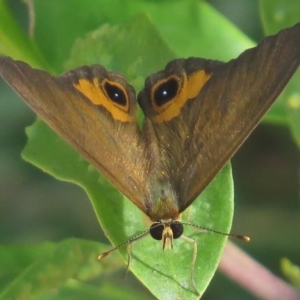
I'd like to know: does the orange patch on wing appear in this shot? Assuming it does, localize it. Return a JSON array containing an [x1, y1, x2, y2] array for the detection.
[[154, 70, 211, 122], [74, 78, 132, 122]]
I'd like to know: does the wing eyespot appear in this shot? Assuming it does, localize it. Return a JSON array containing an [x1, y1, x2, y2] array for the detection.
[[104, 81, 127, 106], [153, 78, 179, 106]]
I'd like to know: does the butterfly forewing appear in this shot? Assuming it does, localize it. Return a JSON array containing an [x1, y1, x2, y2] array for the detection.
[[139, 23, 300, 212], [1, 23, 300, 219], [0, 57, 149, 212]]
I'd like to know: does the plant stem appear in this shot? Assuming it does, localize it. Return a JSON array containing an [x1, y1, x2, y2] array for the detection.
[[219, 241, 300, 300]]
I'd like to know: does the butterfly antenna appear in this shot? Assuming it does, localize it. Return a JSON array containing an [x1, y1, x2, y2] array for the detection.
[[98, 229, 151, 260], [182, 222, 250, 242]]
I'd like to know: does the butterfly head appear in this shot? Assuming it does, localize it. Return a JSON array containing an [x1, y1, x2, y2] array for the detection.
[[150, 220, 184, 250]]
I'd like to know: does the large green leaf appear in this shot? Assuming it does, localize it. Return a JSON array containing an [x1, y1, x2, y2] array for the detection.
[[31, 0, 254, 69], [0, 239, 112, 300], [0, 0, 48, 68]]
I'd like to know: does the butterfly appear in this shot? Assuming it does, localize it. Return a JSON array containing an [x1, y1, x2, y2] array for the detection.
[[1, 22, 300, 295]]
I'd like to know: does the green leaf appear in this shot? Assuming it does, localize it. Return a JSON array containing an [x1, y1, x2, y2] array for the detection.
[[281, 258, 300, 289], [259, 0, 300, 33], [32, 0, 255, 69], [34, 279, 154, 300], [0, 0, 49, 69], [126, 0, 255, 60], [64, 14, 175, 89], [33, 0, 129, 72], [0, 239, 110, 300]]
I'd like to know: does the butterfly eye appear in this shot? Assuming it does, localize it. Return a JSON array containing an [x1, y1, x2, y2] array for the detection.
[[170, 221, 184, 239], [154, 78, 179, 106], [150, 223, 164, 240], [149, 221, 184, 240], [104, 82, 127, 106]]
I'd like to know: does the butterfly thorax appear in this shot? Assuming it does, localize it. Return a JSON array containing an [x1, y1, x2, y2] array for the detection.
[[146, 179, 180, 221]]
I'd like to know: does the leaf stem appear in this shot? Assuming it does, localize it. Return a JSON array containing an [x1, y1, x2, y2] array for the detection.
[[219, 241, 300, 300]]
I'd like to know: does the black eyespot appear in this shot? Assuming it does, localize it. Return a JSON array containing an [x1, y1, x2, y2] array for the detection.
[[171, 221, 184, 239], [154, 78, 179, 106], [104, 82, 127, 106], [150, 223, 164, 240]]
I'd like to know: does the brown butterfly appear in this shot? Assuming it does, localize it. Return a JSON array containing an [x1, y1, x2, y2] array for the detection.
[[1, 22, 300, 295]]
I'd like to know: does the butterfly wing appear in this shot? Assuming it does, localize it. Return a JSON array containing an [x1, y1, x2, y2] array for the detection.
[[138, 22, 300, 212], [0, 57, 149, 212]]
